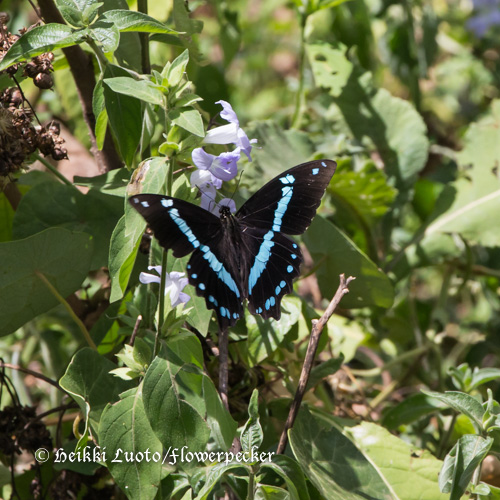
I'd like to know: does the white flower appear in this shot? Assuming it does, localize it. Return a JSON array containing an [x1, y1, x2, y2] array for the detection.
[[139, 266, 190, 307]]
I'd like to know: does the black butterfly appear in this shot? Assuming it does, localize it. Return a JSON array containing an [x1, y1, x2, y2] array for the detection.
[[129, 159, 336, 329]]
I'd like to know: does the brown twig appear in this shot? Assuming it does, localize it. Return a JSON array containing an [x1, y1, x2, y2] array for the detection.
[[276, 274, 355, 454], [129, 315, 142, 346], [0, 361, 65, 392]]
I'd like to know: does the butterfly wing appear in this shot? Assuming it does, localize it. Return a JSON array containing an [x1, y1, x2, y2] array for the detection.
[[237, 160, 336, 320], [129, 194, 243, 327], [236, 160, 336, 234], [242, 228, 302, 320]]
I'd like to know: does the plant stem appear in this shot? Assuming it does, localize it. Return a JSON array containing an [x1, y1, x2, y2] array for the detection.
[[137, 0, 151, 74], [219, 327, 229, 411], [34, 153, 79, 190], [86, 36, 109, 72], [154, 250, 168, 357], [291, 12, 307, 128], [35, 271, 96, 350]]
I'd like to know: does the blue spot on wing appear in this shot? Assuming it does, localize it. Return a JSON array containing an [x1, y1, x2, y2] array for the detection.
[[312, 168, 319, 175]]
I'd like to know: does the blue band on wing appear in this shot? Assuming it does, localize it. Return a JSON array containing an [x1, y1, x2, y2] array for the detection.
[[169, 208, 240, 298], [248, 174, 295, 296]]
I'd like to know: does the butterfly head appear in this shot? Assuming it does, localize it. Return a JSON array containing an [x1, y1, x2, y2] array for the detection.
[[219, 204, 232, 219]]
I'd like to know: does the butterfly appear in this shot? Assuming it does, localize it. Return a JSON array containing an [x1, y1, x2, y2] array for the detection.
[[129, 159, 336, 329]]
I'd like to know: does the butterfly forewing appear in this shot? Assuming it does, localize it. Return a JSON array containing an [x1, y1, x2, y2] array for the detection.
[[236, 159, 336, 235]]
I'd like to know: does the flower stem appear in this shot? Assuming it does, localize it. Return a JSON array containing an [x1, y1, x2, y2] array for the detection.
[[154, 250, 168, 357], [85, 36, 109, 72], [34, 153, 79, 191], [35, 271, 96, 350]]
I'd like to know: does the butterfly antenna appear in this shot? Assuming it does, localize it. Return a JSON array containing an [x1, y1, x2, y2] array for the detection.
[[229, 170, 244, 203], [196, 183, 219, 212]]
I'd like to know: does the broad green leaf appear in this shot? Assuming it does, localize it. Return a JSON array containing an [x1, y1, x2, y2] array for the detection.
[[349, 422, 449, 500], [55, 0, 85, 27], [109, 158, 170, 302], [104, 76, 165, 106], [425, 100, 500, 247], [102, 9, 180, 34], [439, 435, 493, 500], [306, 42, 353, 97], [382, 393, 447, 430], [142, 354, 210, 450], [60, 347, 131, 437], [202, 376, 238, 450], [109, 215, 141, 303], [12, 182, 123, 270], [74, 167, 131, 197], [330, 160, 398, 225], [308, 42, 428, 186], [0, 228, 93, 336], [422, 390, 485, 433], [99, 385, 163, 500], [0, 24, 87, 71], [303, 215, 394, 309], [243, 296, 302, 366], [103, 64, 143, 167], [290, 408, 396, 499], [93, 79, 108, 149], [168, 107, 205, 137], [470, 368, 500, 391], [89, 20, 120, 53]]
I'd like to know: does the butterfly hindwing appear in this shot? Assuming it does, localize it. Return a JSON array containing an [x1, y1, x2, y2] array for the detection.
[[236, 160, 336, 235], [242, 228, 302, 320]]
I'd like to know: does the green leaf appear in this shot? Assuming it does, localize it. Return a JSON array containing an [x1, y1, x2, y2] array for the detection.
[[165, 49, 189, 87], [382, 393, 447, 430], [0, 228, 93, 336], [168, 107, 205, 137], [421, 390, 485, 433], [425, 100, 500, 247], [55, 0, 85, 27], [303, 215, 394, 309], [243, 295, 302, 366], [306, 356, 344, 391], [439, 435, 493, 499], [290, 408, 396, 499], [104, 76, 165, 106], [12, 182, 123, 270], [202, 376, 238, 450], [194, 462, 249, 500], [103, 64, 143, 166], [470, 368, 500, 391], [89, 20, 120, 53], [99, 385, 163, 500], [74, 167, 131, 197], [109, 215, 141, 303], [92, 79, 108, 149], [349, 422, 450, 500], [0, 24, 87, 71], [172, 0, 203, 63], [60, 348, 131, 437], [306, 42, 353, 97], [102, 9, 180, 34], [261, 455, 310, 500], [255, 485, 290, 500], [241, 390, 264, 454], [142, 354, 210, 450]]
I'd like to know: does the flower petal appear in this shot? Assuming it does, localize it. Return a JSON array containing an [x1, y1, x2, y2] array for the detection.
[[192, 147, 214, 171], [204, 123, 239, 145], [190, 169, 213, 188], [139, 271, 160, 285], [215, 100, 239, 126], [236, 127, 254, 161], [210, 151, 240, 181]]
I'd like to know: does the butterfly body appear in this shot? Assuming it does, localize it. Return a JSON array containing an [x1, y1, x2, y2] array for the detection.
[[130, 159, 336, 328]]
